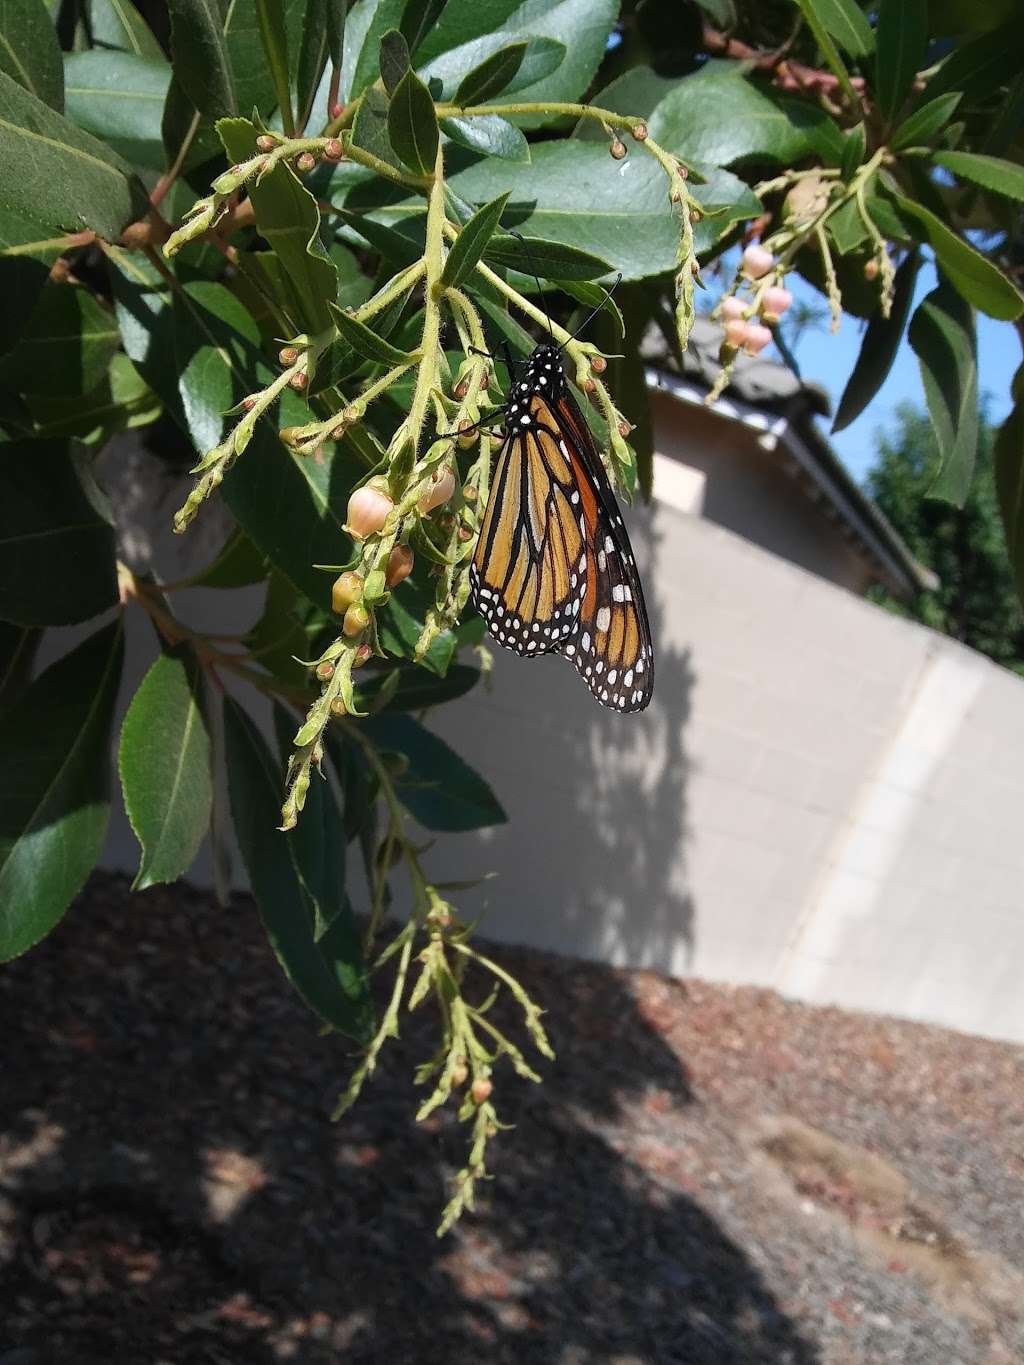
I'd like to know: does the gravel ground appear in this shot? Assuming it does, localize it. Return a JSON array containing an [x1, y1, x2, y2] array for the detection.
[[1, 872, 1022, 1365]]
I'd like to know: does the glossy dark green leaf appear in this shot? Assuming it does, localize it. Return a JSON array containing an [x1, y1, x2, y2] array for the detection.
[[893, 193, 1024, 320], [875, 0, 927, 120], [560, 278, 624, 340], [343, 0, 405, 100], [167, 0, 237, 119], [107, 246, 187, 429], [0, 0, 63, 110], [87, 0, 164, 59], [368, 661, 481, 712], [63, 50, 170, 172], [418, 0, 614, 119], [453, 39, 527, 105], [446, 141, 759, 281], [484, 233, 613, 283], [0, 619, 123, 961], [441, 191, 509, 288], [440, 113, 529, 162], [0, 621, 41, 714], [296, 0, 344, 131], [246, 569, 312, 688], [0, 441, 117, 626], [795, 0, 874, 57], [327, 298, 417, 363], [574, 65, 676, 142], [890, 92, 961, 152], [995, 364, 1024, 608], [0, 68, 146, 246], [932, 151, 1024, 203], [909, 282, 979, 506], [222, 423, 359, 610], [400, 0, 445, 57], [254, 0, 294, 134], [833, 249, 920, 434], [387, 66, 439, 175], [218, 117, 338, 332], [348, 79, 403, 173], [923, 21, 1021, 105], [119, 647, 212, 890], [2, 280, 120, 398], [377, 576, 457, 678], [378, 27, 410, 95], [361, 712, 506, 832], [648, 61, 844, 168], [334, 206, 423, 268], [840, 122, 865, 182], [20, 352, 160, 445], [224, 695, 373, 1041]]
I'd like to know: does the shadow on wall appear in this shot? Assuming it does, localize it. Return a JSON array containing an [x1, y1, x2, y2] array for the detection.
[[433, 497, 699, 978], [0, 874, 818, 1365]]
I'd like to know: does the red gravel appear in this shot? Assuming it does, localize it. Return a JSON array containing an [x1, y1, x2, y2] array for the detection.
[[1, 873, 1022, 1364]]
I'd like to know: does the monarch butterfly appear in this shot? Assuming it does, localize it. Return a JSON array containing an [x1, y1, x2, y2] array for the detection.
[[469, 341, 654, 713]]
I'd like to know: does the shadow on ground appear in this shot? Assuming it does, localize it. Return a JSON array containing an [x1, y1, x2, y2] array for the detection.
[[0, 874, 818, 1365]]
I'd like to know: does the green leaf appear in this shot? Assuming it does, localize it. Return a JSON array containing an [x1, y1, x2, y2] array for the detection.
[[366, 661, 481, 712], [893, 193, 1024, 320], [890, 92, 962, 152], [995, 364, 1024, 609], [833, 249, 921, 433], [440, 113, 529, 162], [119, 647, 212, 890], [839, 122, 865, 183], [875, 0, 927, 121], [909, 282, 979, 506], [224, 695, 373, 1041], [0, 620, 40, 715], [218, 116, 338, 332], [932, 151, 1024, 204], [254, 0, 294, 135], [387, 66, 439, 176], [647, 61, 844, 168], [573, 65, 677, 142], [0, 0, 63, 110], [2, 280, 120, 398], [378, 27, 410, 95], [0, 619, 123, 961], [400, 0, 445, 57], [334, 205, 424, 268], [0, 441, 117, 626], [453, 39, 526, 105], [0, 68, 147, 245], [795, 0, 874, 57], [63, 50, 170, 172], [361, 712, 506, 832], [419, 0, 614, 122], [923, 20, 1021, 106], [222, 423, 360, 610], [377, 575, 458, 676], [484, 233, 613, 282], [327, 298, 417, 363], [107, 247, 188, 429], [342, 0, 405, 100], [20, 352, 161, 444], [167, 0, 237, 120], [87, 0, 164, 59], [441, 190, 510, 288], [446, 141, 759, 282], [246, 569, 312, 687], [296, 0, 344, 131]]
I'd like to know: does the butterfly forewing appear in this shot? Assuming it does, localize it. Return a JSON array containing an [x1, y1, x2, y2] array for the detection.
[[469, 343, 653, 711]]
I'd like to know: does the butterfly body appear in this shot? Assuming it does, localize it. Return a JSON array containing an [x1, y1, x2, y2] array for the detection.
[[469, 343, 654, 713]]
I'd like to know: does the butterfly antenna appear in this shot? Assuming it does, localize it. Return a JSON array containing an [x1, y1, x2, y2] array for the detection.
[[508, 229, 556, 342], [568, 272, 623, 344]]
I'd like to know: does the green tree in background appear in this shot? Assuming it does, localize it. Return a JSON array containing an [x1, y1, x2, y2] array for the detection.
[[866, 405, 1024, 670]]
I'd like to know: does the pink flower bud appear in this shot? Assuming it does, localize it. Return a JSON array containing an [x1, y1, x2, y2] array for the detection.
[[724, 318, 750, 348], [742, 244, 775, 280], [417, 465, 456, 514], [762, 286, 793, 318], [346, 483, 393, 539], [720, 296, 746, 320], [744, 324, 773, 355]]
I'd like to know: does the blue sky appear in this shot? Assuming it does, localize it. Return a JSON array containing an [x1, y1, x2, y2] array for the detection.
[[786, 260, 1020, 484]]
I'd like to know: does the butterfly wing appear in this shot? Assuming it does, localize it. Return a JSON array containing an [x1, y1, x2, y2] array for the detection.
[[550, 389, 654, 713], [470, 412, 589, 656]]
